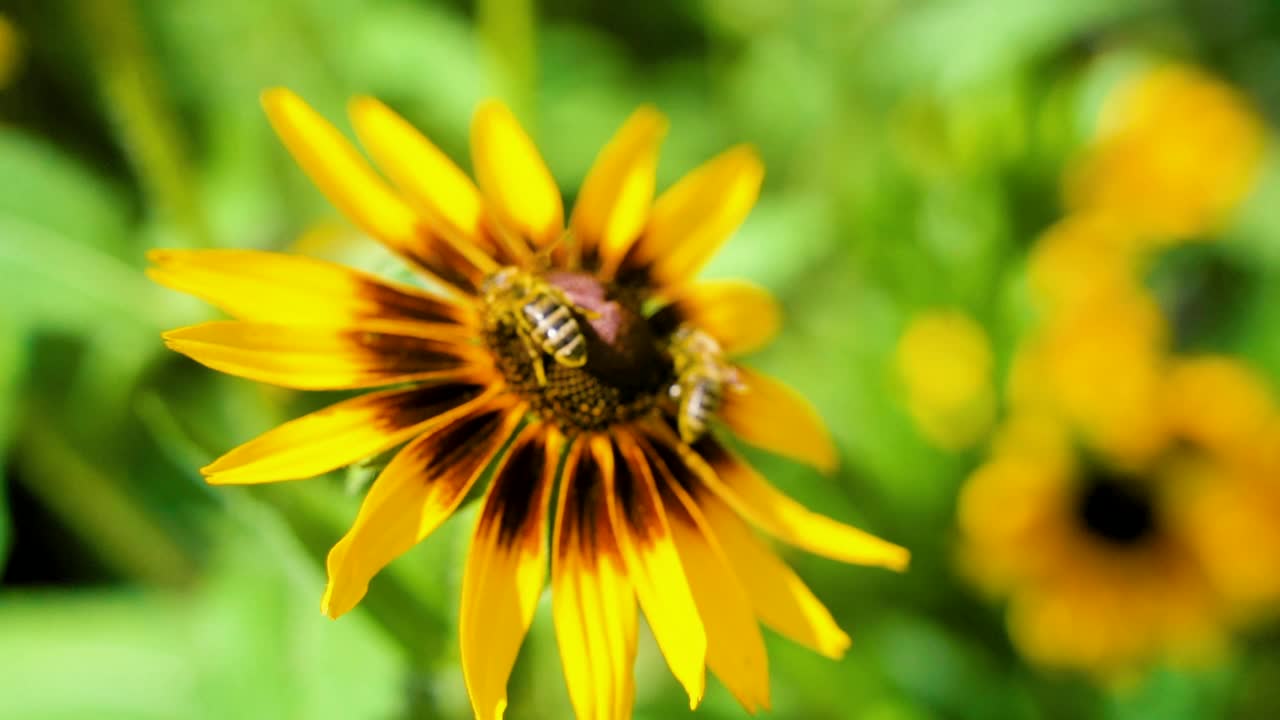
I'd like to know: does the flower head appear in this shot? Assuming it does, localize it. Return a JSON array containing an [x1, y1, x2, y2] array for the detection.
[[967, 346, 1280, 677], [1064, 63, 1266, 243], [151, 91, 908, 718]]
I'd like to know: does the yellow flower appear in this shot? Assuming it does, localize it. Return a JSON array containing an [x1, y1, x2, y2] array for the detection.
[[0, 15, 20, 90], [150, 91, 909, 719], [1164, 358, 1280, 616], [1009, 286, 1169, 466], [1026, 212, 1145, 314], [961, 355, 1280, 677], [1064, 63, 1266, 242], [894, 309, 995, 450]]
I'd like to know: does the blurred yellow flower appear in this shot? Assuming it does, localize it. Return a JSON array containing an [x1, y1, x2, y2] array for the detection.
[[1009, 287, 1168, 466], [962, 355, 1280, 677], [151, 90, 908, 719], [895, 309, 995, 450], [1064, 64, 1266, 242], [0, 15, 20, 89], [1026, 212, 1144, 313], [1164, 358, 1280, 616]]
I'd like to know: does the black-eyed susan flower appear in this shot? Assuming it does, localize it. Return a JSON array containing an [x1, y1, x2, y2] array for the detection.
[[150, 91, 909, 718], [961, 352, 1280, 677], [894, 308, 995, 451], [1064, 63, 1266, 243]]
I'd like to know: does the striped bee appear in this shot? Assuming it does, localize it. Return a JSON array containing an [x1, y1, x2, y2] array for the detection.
[[482, 267, 588, 386], [666, 325, 740, 444]]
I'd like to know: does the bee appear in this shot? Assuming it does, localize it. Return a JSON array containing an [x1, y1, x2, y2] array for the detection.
[[666, 325, 741, 444], [482, 266, 590, 386]]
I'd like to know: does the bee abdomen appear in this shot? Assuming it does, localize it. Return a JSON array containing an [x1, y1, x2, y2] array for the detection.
[[679, 377, 722, 442], [523, 294, 587, 367]]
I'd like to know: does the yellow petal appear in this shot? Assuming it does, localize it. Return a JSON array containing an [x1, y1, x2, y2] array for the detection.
[[648, 438, 770, 714], [462, 423, 564, 720], [471, 100, 564, 247], [623, 145, 763, 288], [322, 401, 522, 618], [349, 96, 484, 238], [348, 97, 501, 278], [553, 436, 638, 720], [203, 381, 496, 485], [147, 248, 474, 330], [697, 491, 852, 659], [720, 366, 837, 473], [691, 434, 908, 571], [260, 89, 439, 275], [600, 433, 706, 708], [657, 280, 781, 356], [163, 321, 486, 390], [1163, 356, 1275, 456], [572, 106, 668, 275]]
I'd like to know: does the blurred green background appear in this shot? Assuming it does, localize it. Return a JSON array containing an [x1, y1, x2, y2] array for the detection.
[[3, 0, 1280, 718]]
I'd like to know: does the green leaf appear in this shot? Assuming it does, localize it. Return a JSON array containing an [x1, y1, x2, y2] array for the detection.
[[0, 214, 177, 333], [0, 517, 403, 720], [0, 317, 26, 573], [0, 129, 130, 256]]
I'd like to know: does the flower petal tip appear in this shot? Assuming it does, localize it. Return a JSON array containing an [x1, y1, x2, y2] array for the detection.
[[346, 95, 385, 125], [259, 87, 296, 112], [144, 248, 176, 265], [883, 545, 911, 573], [319, 592, 346, 620], [631, 104, 670, 133]]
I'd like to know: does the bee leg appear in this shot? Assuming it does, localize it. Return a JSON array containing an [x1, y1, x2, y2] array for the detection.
[[677, 411, 699, 445], [520, 333, 549, 386], [532, 354, 548, 386]]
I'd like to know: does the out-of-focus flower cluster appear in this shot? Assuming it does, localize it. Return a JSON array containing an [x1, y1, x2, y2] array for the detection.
[[955, 62, 1279, 678]]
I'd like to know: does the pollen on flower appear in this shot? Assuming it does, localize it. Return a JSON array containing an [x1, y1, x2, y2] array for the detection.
[[482, 269, 674, 432]]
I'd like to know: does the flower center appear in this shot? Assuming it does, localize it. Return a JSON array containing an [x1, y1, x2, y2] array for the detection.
[[481, 270, 673, 432], [1075, 467, 1157, 545]]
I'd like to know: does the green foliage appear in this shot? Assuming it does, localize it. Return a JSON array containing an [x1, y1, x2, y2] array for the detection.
[[1, 0, 1278, 718]]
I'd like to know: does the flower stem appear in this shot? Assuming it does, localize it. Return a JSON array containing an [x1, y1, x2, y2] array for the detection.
[[77, 0, 211, 248]]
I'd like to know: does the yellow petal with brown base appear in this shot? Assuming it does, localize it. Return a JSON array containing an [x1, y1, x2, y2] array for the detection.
[[697, 491, 852, 659], [462, 423, 564, 720], [690, 435, 909, 571], [572, 106, 668, 275], [471, 100, 564, 247], [260, 89, 445, 281], [147, 248, 474, 330], [600, 433, 706, 709], [623, 145, 763, 289], [163, 321, 487, 390], [348, 97, 502, 278], [322, 401, 522, 618], [554, 437, 638, 720], [643, 436, 770, 713], [203, 381, 496, 485], [349, 96, 485, 239], [720, 366, 837, 473], [657, 280, 781, 356]]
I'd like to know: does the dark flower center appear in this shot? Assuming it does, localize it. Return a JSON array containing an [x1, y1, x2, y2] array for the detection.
[[1075, 467, 1157, 545], [482, 270, 673, 432]]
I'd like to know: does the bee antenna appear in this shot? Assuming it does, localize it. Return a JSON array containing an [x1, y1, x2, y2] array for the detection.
[[534, 229, 578, 271]]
